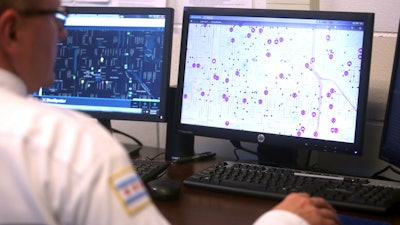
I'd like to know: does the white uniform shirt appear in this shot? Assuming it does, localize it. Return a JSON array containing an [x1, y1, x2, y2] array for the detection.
[[0, 69, 170, 225], [253, 210, 309, 225]]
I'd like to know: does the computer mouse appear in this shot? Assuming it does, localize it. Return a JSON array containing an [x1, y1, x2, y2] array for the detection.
[[147, 178, 181, 201]]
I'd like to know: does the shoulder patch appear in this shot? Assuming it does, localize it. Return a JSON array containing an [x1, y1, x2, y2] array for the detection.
[[109, 167, 151, 215]]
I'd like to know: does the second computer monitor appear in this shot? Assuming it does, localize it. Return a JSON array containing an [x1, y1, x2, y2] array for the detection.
[[379, 21, 400, 168], [33, 7, 174, 129]]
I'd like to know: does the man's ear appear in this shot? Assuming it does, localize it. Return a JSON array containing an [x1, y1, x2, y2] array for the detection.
[[0, 9, 20, 52]]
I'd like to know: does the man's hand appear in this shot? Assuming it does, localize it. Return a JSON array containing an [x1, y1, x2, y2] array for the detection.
[[272, 193, 341, 225]]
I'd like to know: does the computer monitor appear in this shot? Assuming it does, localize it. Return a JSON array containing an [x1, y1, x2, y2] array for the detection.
[[33, 7, 174, 131], [175, 7, 374, 167], [379, 21, 400, 168]]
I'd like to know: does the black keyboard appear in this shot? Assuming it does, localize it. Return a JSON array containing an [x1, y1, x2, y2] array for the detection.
[[132, 159, 170, 183], [184, 161, 400, 213]]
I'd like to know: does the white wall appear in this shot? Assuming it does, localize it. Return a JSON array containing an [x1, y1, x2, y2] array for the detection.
[[70, 0, 399, 177]]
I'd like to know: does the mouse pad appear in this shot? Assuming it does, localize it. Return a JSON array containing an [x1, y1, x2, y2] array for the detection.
[[339, 214, 391, 225]]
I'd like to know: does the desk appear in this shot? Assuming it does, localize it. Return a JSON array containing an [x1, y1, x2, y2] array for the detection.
[[136, 147, 400, 225]]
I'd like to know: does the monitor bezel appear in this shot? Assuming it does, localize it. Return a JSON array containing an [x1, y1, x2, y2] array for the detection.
[[36, 6, 174, 123], [175, 7, 374, 156]]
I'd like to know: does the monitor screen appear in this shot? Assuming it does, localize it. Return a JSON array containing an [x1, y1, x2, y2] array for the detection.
[[33, 7, 174, 128], [379, 21, 400, 168], [175, 7, 374, 161]]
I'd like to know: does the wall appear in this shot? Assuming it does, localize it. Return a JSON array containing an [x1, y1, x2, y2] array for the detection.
[[67, 0, 399, 177]]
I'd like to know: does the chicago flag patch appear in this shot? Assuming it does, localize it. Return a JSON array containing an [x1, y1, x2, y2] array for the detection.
[[109, 167, 151, 215]]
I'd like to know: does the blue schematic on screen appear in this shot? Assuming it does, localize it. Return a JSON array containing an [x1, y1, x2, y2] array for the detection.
[[47, 27, 163, 113], [32, 8, 174, 122]]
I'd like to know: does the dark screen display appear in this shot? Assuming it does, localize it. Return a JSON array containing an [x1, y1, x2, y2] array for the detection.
[[33, 7, 174, 122]]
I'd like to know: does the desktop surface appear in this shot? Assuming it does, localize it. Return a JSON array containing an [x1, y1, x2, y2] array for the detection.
[[135, 147, 400, 225]]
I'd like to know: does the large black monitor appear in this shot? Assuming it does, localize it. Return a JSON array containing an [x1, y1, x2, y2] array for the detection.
[[175, 7, 374, 167], [379, 21, 400, 168], [33, 7, 174, 130]]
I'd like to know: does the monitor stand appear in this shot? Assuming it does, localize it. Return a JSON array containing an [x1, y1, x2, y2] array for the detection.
[[257, 144, 300, 169]]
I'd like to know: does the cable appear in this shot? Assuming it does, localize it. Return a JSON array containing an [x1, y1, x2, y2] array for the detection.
[[111, 128, 144, 157], [146, 152, 166, 161], [230, 140, 259, 161], [111, 128, 143, 146]]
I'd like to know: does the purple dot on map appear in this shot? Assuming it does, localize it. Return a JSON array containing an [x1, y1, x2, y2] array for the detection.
[[259, 28, 263, 34], [292, 93, 297, 98], [330, 88, 335, 93], [305, 63, 310, 68], [326, 92, 331, 98], [223, 94, 229, 102], [235, 70, 240, 76], [311, 57, 315, 62], [334, 128, 339, 133], [279, 73, 284, 79], [266, 52, 271, 57], [312, 112, 316, 117], [358, 54, 362, 60], [344, 71, 349, 76], [212, 58, 216, 64], [229, 27, 234, 32], [347, 61, 352, 66], [314, 131, 318, 137], [192, 63, 196, 68], [196, 63, 200, 68], [329, 54, 334, 59], [358, 48, 362, 53], [242, 98, 247, 104], [301, 110, 306, 115], [279, 37, 284, 42], [258, 99, 263, 104], [203, 23, 207, 27], [329, 104, 334, 109], [225, 121, 230, 126], [331, 128, 335, 133], [264, 90, 269, 95], [225, 78, 229, 83], [184, 93, 188, 99], [247, 33, 251, 38], [326, 35, 331, 41], [251, 27, 255, 33], [213, 74, 219, 80], [201, 91, 205, 97], [332, 118, 336, 123], [267, 39, 272, 44], [301, 126, 305, 132], [231, 38, 235, 43], [274, 39, 279, 44], [297, 131, 302, 137]]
